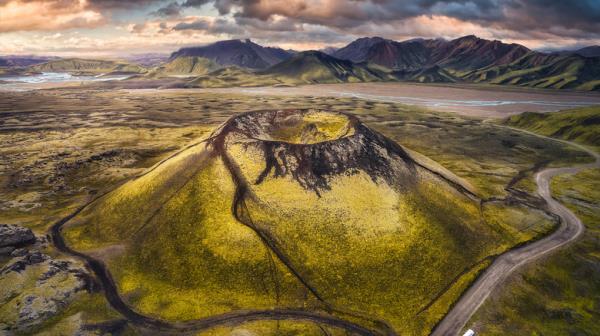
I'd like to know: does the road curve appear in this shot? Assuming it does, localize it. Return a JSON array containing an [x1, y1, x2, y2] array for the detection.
[[431, 135, 600, 336]]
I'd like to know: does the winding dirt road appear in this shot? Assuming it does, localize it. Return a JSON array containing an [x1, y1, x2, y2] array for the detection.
[[431, 135, 600, 336]]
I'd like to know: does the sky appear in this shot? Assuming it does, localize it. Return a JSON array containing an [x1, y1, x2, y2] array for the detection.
[[1, 0, 600, 57]]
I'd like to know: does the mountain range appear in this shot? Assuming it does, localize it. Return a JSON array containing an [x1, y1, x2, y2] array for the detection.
[[2, 36, 599, 91], [155, 36, 600, 90]]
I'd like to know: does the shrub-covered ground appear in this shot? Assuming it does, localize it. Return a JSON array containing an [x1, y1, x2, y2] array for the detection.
[[470, 168, 600, 336], [503, 106, 600, 148]]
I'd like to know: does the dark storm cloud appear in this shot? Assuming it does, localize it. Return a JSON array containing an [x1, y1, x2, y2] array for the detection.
[[173, 18, 245, 35], [151, 1, 182, 17], [182, 0, 600, 39], [503, 0, 600, 34], [181, 0, 213, 7], [170, 12, 345, 45]]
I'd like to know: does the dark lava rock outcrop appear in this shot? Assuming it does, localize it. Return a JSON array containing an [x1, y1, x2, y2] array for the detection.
[[0, 224, 90, 333], [0, 224, 35, 254]]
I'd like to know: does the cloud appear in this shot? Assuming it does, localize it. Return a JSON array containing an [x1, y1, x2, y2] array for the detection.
[[84, 0, 165, 10], [151, 1, 183, 17], [184, 0, 600, 41], [2, 0, 600, 56], [181, 0, 213, 8], [0, 0, 169, 33], [173, 17, 245, 35], [0, 0, 105, 33]]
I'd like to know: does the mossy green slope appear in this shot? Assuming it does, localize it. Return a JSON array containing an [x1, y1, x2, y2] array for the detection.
[[185, 51, 392, 87], [64, 142, 316, 320], [63, 110, 552, 335], [150, 56, 221, 77], [187, 66, 283, 88], [259, 51, 387, 83], [395, 65, 459, 83], [503, 106, 600, 147], [462, 52, 600, 91]]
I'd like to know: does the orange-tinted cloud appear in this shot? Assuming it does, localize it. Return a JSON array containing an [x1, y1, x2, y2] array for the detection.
[[0, 0, 105, 32]]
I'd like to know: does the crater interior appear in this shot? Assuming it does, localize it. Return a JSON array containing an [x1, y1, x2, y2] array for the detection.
[[250, 110, 355, 144]]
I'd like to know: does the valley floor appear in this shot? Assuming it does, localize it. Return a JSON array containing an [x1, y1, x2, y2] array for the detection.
[[147, 82, 600, 118], [3, 81, 600, 118]]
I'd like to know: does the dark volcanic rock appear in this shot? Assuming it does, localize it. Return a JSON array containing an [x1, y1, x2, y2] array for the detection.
[[0, 224, 35, 248], [0, 250, 90, 332], [0, 250, 48, 274], [210, 109, 418, 194]]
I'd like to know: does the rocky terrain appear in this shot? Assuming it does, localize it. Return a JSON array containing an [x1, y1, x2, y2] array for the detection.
[[0, 224, 92, 333]]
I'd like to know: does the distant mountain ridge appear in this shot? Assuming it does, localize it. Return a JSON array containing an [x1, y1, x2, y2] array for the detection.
[[574, 46, 600, 58], [170, 36, 599, 90], [333, 35, 530, 72], [169, 39, 292, 69], [3, 35, 599, 91], [0, 55, 58, 67], [29, 58, 146, 74], [150, 56, 220, 77]]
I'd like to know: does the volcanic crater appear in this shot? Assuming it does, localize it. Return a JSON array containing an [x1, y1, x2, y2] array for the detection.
[[210, 109, 419, 193], [57, 108, 505, 336]]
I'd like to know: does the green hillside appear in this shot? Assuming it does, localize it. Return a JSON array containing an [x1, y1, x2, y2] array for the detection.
[[187, 66, 282, 87], [184, 51, 393, 88], [259, 50, 387, 83], [30, 58, 146, 74], [472, 167, 600, 336], [463, 52, 600, 91], [503, 106, 600, 147], [149, 56, 220, 77], [395, 65, 459, 83]]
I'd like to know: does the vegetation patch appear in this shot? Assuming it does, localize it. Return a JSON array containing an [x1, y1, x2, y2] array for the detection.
[[470, 168, 600, 336], [503, 106, 600, 148]]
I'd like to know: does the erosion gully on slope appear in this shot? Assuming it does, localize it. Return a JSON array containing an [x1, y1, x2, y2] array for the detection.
[[49, 134, 390, 336]]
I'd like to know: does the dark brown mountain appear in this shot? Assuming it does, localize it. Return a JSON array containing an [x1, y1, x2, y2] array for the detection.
[[363, 39, 430, 71], [334, 35, 530, 72], [427, 35, 530, 71], [332, 37, 389, 63], [574, 46, 600, 58], [169, 39, 292, 69]]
